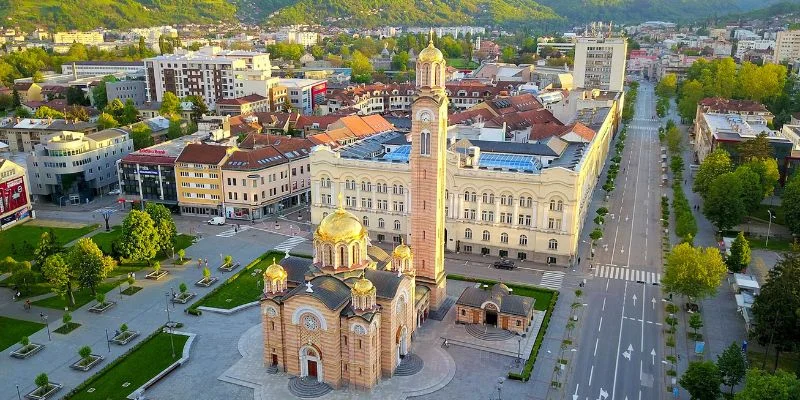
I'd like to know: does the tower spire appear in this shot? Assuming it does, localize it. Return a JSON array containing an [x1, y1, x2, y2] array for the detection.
[[429, 28, 434, 45], [337, 192, 344, 211]]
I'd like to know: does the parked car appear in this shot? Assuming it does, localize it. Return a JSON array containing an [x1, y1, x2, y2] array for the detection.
[[108, 188, 121, 195], [493, 259, 516, 270], [207, 216, 225, 225]]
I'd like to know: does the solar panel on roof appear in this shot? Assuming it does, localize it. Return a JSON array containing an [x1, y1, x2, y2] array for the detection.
[[478, 153, 540, 173]]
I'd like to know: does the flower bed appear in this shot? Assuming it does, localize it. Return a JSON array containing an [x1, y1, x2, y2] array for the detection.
[[173, 257, 192, 266], [145, 270, 168, 280], [218, 262, 240, 272], [194, 277, 218, 287], [111, 330, 139, 345], [70, 354, 104, 372], [88, 301, 116, 314], [10, 343, 44, 359], [171, 292, 196, 304], [25, 383, 62, 400], [54, 322, 82, 335]]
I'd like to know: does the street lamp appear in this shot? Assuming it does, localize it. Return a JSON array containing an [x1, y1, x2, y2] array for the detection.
[[39, 312, 50, 341], [766, 210, 776, 248], [99, 209, 113, 231], [516, 337, 522, 364], [164, 292, 175, 359], [16, 384, 21, 400]]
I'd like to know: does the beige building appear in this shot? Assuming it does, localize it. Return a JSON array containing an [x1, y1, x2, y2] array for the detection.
[[573, 36, 628, 91], [0, 117, 97, 153], [175, 143, 232, 216], [215, 94, 270, 116], [53, 31, 104, 45], [774, 30, 800, 63]]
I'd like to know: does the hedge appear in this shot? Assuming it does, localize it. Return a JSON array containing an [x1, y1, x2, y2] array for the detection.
[[445, 274, 559, 382]]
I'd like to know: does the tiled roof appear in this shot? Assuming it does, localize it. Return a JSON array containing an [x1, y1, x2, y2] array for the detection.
[[175, 143, 229, 164], [216, 94, 268, 106], [364, 269, 404, 299], [455, 283, 534, 316], [279, 256, 314, 284], [121, 153, 177, 166], [223, 146, 286, 171], [699, 97, 770, 113], [295, 115, 341, 131], [283, 275, 352, 310], [13, 82, 33, 91]]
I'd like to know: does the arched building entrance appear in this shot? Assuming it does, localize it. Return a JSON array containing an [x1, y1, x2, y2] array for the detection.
[[299, 345, 323, 382]]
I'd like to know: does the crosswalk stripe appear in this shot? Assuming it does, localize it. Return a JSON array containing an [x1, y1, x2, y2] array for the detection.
[[593, 265, 661, 284]]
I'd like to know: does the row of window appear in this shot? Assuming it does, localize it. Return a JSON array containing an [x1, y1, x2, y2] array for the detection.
[[462, 192, 563, 211], [341, 179, 406, 195], [460, 246, 557, 263], [463, 228, 558, 249], [179, 171, 219, 179]]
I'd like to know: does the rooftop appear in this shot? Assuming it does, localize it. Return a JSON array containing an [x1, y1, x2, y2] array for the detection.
[[175, 143, 230, 165], [703, 113, 783, 142]]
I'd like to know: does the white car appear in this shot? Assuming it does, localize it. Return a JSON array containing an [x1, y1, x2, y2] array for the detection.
[[108, 188, 121, 195], [207, 216, 226, 225]]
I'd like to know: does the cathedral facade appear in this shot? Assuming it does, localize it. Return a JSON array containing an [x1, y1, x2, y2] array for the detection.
[[259, 38, 448, 390]]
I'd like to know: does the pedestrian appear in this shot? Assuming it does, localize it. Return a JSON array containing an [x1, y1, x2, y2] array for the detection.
[[684, 179, 687, 185], [577, 257, 581, 265]]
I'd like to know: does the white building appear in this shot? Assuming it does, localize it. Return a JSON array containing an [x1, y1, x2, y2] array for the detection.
[[735, 39, 774, 60], [53, 31, 104, 45], [276, 28, 319, 46], [61, 61, 145, 77], [573, 37, 627, 92], [774, 30, 800, 63], [279, 78, 327, 115]]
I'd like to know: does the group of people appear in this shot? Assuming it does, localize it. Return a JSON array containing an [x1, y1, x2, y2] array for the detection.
[[197, 258, 209, 269]]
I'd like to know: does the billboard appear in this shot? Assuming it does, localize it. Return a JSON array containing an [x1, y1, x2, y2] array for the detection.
[[0, 177, 28, 216]]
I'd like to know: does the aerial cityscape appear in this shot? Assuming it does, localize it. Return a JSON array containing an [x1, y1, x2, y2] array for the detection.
[[1, 1, 800, 399]]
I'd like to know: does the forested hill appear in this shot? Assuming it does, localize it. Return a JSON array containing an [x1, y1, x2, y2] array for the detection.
[[534, 0, 787, 23]]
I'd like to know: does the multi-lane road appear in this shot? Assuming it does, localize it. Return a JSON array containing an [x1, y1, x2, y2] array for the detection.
[[569, 81, 667, 400]]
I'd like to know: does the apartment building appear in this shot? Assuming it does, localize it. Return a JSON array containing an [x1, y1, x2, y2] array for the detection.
[[174, 143, 232, 216], [216, 94, 270, 116], [12, 82, 43, 103], [0, 117, 97, 153], [222, 134, 314, 220], [774, 30, 800, 63], [53, 31, 104, 45], [573, 36, 627, 91], [144, 47, 272, 109], [693, 98, 775, 161], [279, 79, 327, 115], [0, 158, 33, 230], [27, 129, 133, 202]]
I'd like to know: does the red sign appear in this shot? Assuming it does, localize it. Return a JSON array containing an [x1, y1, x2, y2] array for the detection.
[[0, 177, 28, 215], [139, 148, 167, 155]]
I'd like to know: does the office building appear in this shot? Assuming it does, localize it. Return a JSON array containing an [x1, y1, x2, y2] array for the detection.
[[0, 118, 97, 153], [774, 30, 800, 63], [573, 36, 627, 91], [174, 143, 232, 216]]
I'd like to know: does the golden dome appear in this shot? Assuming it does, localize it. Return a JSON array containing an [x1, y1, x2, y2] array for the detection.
[[352, 274, 375, 296], [393, 242, 412, 259], [315, 206, 366, 243], [263, 258, 287, 282], [418, 40, 444, 64]]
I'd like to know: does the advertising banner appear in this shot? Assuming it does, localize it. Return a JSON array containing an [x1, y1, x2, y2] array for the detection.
[[0, 177, 28, 215]]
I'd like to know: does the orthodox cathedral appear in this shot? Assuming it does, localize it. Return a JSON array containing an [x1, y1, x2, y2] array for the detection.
[[259, 37, 449, 390]]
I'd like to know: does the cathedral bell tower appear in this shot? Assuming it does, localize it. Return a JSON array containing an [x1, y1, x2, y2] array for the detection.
[[409, 32, 448, 310]]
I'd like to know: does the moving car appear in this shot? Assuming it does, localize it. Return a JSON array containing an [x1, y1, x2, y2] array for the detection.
[[493, 259, 516, 270], [207, 216, 225, 225]]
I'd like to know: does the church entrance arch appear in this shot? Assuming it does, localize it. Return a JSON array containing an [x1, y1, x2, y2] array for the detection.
[[299, 345, 323, 382], [484, 303, 498, 327], [396, 325, 409, 364]]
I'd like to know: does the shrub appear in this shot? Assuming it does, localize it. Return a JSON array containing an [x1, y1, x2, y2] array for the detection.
[[597, 207, 609, 216], [202, 267, 211, 279], [120, 323, 128, 333], [62, 312, 72, 325], [224, 255, 233, 265], [179, 283, 187, 293], [21, 336, 30, 347], [152, 261, 161, 273], [666, 335, 676, 347], [78, 345, 92, 360], [187, 308, 202, 316], [96, 293, 106, 305], [35, 373, 49, 388], [177, 249, 185, 261]]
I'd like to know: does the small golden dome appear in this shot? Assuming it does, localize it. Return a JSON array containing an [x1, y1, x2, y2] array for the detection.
[[352, 274, 375, 296], [315, 206, 366, 243], [393, 242, 412, 259], [418, 40, 444, 64], [263, 258, 287, 281]]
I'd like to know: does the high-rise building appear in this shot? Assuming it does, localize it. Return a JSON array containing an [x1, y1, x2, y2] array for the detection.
[[573, 37, 627, 92], [774, 30, 800, 63]]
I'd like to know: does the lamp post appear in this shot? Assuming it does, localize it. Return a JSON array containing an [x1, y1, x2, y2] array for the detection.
[[39, 312, 50, 341], [165, 292, 175, 359], [100, 209, 113, 231], [516, 337, 522, 364], [16, 384, 21, 400], [766, 210, 775, 248]]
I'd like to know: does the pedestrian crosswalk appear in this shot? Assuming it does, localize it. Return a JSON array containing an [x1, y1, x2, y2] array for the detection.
[[274, 236, 306, 252], [216, 225, 251, 238], [539, 271, 565, 290], [594, 265, 661, 284]]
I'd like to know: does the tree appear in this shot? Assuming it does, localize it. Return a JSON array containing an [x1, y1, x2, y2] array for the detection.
[[184, 95, 208, 122], [62, 312, 72, 326], [68, 238, 115, 296], [589, 228, 603, 242], [656, 73, 678, 97], [391, 51, 410, 71], [138, 37, 147, 58], [160, 92, 181, 117], [35, 373, 49, 389], [738, 133, 773, 162], [704, 172, 746, 231], [33, 231, 61, 268], [97, 113, 119, 130], [662, 243, 727, 300], [92, 76, 116, 110], [689, 312, 703, 338], [678, 80, 705, 122], [11, 88, 21, 108], [6, 258, 35, 293], [14, 107, 32, 118], [727, 231, 751, 273], [34, 106, 64, 119], [130, 124, 154, 150], [680, 361, 722, 400], [78, 345, 91, 361], [751, 252, 800, 370], [166, 117, 184, 139], [203, 267, 211, 280], [350, 50, 373, 83], [744, 158, 779, 198], [734, 165, 764, 214], [118, 210, 158, 262], [717, 342, 747, 395], [735, 369, 800, 400], [41, 254, 73, 305], [120, 99, 139, 125], [782, 173, 800, 235], [501, 46, 516, 63], [224, 255, 233, 266], [65, 105, 89, 121], [145, 203, 176, 256], [177, 249, 185, 262], [66, 87, 89, 106], [0, 93, 14, 112]]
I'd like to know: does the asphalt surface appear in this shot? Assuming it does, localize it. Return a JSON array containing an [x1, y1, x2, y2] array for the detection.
[[568, 81, 668, 400]]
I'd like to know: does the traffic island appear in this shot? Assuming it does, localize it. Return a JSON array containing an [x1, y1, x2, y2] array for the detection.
[[10, 343, 44, 359], [25, 383, 62, 400], [70, 354, 104, 372]]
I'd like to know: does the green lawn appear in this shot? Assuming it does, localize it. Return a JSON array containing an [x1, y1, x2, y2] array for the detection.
[[33, 280, 123, 311], [446, 274, 554, 311], [0, 316, 45, 351], [0, 223, 97, 260], [90, 226, 122, 255], [748, 349, 800, 375], [66, 332, 189, 400], [749, 204, 785, 226], [194, 254, 277, 309], [446, 57, 479, 69]]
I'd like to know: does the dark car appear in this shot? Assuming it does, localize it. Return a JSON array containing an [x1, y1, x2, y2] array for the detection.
[[493, 259, 516, 270]]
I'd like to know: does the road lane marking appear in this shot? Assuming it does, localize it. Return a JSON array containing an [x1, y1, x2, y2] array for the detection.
[[611, 281, 629, 400], [594, 338, 599, 356], [602, 297, 607, 311], [598, 317, 603, 332], [640, 283, 646, 352], [589, 366, 594, 386]]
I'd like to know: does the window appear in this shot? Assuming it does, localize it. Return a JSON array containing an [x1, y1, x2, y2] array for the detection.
[[394, 220, 401, 230], [464, 245, 473, 253], [362, 216, 369, 227], [547, 256, 557, 264], [481, 210, 494, 222], [519, 235, 528, 245], [377, 234, 385, 242], [481, 247, 490, 255], [361, 181, 371, 192], [548, 239, 558, 250], [550, 199, 563, 211], [461, 309, 466, 316], [346, 196, 356, 207], [500, 213, 513, 224], [378, 218, 385, 228], [464, 191, 476, 202], [518, 252, 527, 260], [377, 183, 388, 193], [420, 131, 431, 155], [321, 177, 332, 188], [500, 233, 508, 243], [464, 228, 472, 239], [519, 214, 532, 226], [377, 200, 388, 210], [482, 193, 494, 204], [520, 196, 533, 207], [345, 179, 356, 190], [482, 230, 490, 241], [516, 320, 521, 327], [361, 198, 372, 209], [548, 218, 561, 230], [500, 195, 513, 206]]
